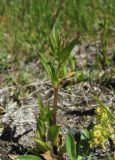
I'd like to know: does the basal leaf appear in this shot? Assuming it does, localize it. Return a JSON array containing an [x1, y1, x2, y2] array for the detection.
[[36, 119, 46, 139], [35, 138, 52, 152], [43, 107, 53, 125], [38, 96, 44, 116], [39, 106, 52, 123], [15, 155, 42, 160], [65, 134, 76, 160], [48, 125, 61, 145]]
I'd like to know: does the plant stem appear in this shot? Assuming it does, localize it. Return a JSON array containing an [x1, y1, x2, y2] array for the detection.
[[52, 86, 59, 125]]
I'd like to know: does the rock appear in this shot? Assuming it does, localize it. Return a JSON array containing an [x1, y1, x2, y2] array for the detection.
[[1, 103, 37, 148]]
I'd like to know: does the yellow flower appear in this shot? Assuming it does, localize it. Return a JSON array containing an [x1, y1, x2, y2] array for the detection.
[[90, 105, 114, 148], [90, 125, 104, 147], [94, 137, 102, 145], [96, 106, 102, 114]]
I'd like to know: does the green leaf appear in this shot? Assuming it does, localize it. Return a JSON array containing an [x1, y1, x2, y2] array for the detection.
[[81, 129, 90, 140], [38, 96, 44, 116], [60, 64, 68, 78], [69, 55, 76, 71], [38, 53, 52, 81], [38, 53, 59, 86], [79, 129, 90, 157], [48, 63, 58, 86], [49, 37, 57, 57], [52, 26, 60, 51], [60, 36, 79, 64], [44, 108, 52, 124], [49, 26, 61, 61], [39, 106, 52, 123], [35, 138, 52, 152], [36, 119, 46, 139], [48, 125, 61, 145], [65, 134, 76, 160], [15, 155, 42, 160], [38, 97, 52, 124]]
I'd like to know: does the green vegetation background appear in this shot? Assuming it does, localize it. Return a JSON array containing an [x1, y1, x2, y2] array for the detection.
[[0, 0, 115, 66]]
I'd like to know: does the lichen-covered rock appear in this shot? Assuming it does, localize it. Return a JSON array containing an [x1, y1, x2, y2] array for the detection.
[[1, 102, 38, 148]]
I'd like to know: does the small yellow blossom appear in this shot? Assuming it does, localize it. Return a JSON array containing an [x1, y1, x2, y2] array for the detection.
[[90, 105, 114, 148], [96, 106, 103, 114], [90, 124, 104, 147]]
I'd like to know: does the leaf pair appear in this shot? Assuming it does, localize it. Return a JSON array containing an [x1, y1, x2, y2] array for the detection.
[[35, 125, 61, 153], [49, 26, 80, 65]]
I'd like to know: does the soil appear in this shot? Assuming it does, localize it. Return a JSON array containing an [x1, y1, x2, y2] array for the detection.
[[0, 41, 115, 160]]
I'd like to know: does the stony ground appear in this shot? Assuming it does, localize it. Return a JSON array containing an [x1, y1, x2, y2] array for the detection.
[[0, 41, 115, 160]]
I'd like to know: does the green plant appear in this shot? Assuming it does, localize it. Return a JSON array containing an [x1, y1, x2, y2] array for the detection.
[[38, 28, 79, 124], [37, 26, 79, 125], [65, 96, 115, 160], [17, 71, 33, 85], [0, 52, 11, 71], [16, 27, 79, 159], [90, 97, 115, 149], [34, 27, 79, 159], [34, 97, 65, 159], [95, 16, 112, 70], [66, 129, 91, 160]]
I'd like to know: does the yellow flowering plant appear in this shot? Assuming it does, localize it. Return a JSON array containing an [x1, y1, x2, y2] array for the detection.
[[90, 97, 115, 149]]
